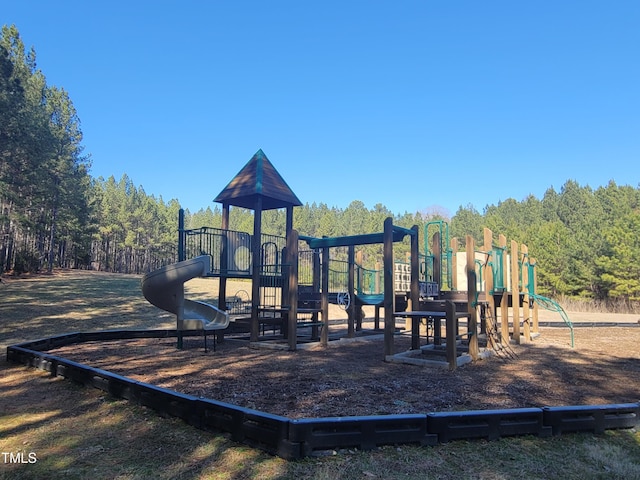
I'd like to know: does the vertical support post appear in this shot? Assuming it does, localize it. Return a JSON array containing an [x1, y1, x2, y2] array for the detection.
[[383, 217, 394, 358], [250, 198, 263, 343], [410, 225, 420, 350], [281, 246, 290, 331], [499, 234, 509, 343], [178, 208, 185, 262], [483, 228, 496, 348], [432, 231, 441, 292], [285, 206, 294, 237], [510, 240, 521, 344], [356, 250, 364, 330], [374, 259, 381, 328], [445, 300, 457, 370], [521, 244, 530, 343], [347, 245, 355, 337], [311, 247, 321, 340], [219, 203, 229, 313], [356, 250, 363, 293], [450, 237, 458, 291], [216, 203, 230, 346], [531, 257, 539, 334], [287, 229, 299, 351], [321, 245, 329, 347], [466, 235, 479, 360]]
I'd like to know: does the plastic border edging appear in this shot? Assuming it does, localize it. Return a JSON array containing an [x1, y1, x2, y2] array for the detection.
[[6, 330, 640, 459]]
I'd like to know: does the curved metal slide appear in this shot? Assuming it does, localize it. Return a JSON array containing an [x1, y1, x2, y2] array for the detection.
[[141, 255, 229, 349]]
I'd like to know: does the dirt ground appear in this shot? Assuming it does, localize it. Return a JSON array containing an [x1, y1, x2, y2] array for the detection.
[[47, 323, 640, 419]]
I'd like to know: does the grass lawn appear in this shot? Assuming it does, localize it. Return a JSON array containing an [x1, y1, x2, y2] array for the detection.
[[1, 270, 639, 479]]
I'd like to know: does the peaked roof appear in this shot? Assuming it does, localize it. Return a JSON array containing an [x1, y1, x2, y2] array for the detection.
[[213, 149, 302, 210]]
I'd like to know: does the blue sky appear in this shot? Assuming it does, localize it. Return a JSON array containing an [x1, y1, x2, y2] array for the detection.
[[4, 1, 639, 217]]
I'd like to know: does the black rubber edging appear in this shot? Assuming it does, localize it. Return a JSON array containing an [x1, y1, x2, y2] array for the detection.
[[6, 330, 640, 459]]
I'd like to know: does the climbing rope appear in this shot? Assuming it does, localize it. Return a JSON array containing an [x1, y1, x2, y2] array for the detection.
[[484, 307, 519, 361]]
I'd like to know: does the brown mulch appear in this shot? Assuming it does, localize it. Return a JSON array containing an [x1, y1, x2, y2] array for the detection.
[[47, 326, 640, 419]]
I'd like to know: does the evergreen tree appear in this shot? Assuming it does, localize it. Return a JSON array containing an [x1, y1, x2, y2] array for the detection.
[[597, 211, 640, 302]]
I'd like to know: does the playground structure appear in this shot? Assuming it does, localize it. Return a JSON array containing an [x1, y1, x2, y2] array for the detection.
[[144, 149, 573, 367], [8, 150, 615, 460]]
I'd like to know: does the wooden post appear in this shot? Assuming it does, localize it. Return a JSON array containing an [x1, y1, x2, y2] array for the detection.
[[499, 234, 509, 343], [347, 245, 355, 338], [521, 244, 530, 343], [432, 231, 441, 292], [287, 229, 299, 351], [383, 217, 394, 358], [250, 198, 262, 342], [466, 235, 479, 360], [445, 300, 457, 370], [531, 257, 539, 334], [321, 245, 329, 347], [281, 245, 290, 334], [410, 225, 420, 350], [286, 206, 294, 238], [216, 204, 229, 346], [312, 247, 321, 340], [356, 250, 364, 330], [219, 203, 229, 313], [483, 228, 496, 348], [374, 261, 381, 330], [450, 237, 458, 291], [510, 239, 521, 344]]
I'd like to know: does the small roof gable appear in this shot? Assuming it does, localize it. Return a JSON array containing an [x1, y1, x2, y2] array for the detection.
[[213, 149, 302, 210]]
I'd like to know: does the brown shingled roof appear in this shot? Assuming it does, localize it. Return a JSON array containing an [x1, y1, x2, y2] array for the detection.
[[213, 149, 302, 210]]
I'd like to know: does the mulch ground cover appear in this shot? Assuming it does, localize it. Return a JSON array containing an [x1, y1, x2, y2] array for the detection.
[[47, 325, 640, 419]]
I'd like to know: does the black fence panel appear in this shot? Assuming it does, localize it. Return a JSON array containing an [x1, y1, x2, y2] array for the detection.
[[289, 414, 437, 456], [543, 404, 640, 435], [197, 398, 295, 457], [427, 408, 551, 443]]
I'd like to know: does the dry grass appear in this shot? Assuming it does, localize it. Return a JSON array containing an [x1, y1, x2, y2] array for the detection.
[[556, 295, 640, 315], [1, 270, 639, 479]]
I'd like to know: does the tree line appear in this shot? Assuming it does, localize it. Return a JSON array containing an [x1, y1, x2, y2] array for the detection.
[[2, 25, 639, 304], [1, 26, 178, 275], [188, 182, 640, 304], [450, 180, 640, 303]]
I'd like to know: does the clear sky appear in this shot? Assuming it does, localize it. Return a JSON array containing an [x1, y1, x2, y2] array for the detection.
[[4, 1, 639, 217]]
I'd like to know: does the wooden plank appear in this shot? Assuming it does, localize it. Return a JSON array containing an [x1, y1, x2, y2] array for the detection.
[[394, 311, 469, 319]]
